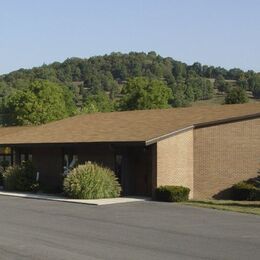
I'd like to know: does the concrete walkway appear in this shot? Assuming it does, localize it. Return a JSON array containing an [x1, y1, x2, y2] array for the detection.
[[0, 190, 149, 205]]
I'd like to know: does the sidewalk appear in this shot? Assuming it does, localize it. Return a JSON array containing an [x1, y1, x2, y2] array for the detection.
[[0, 190, 149, 206]]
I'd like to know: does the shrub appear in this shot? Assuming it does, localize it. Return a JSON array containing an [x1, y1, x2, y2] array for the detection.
[[225, 88, 248, 104], [253, 189, 260, 200], [0, 166, 4, 186], [155, 185, 190, 202], [232, 181, 260, 201], [3, 161, 39, 192], [0, 160, 10, 186], [252, 85, 260, 99], [63, 162, 121, 199]]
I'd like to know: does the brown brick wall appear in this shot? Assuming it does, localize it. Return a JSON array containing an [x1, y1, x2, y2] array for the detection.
[[194, 118, 260, 199], [156, 130, 194, 198]]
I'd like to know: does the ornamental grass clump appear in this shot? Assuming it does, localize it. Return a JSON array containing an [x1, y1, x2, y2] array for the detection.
[[3, 161, 39, 192], [63, 162, 121, 199]]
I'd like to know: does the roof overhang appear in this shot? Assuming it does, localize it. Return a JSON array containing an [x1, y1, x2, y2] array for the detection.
[[145, 112, 260, 146], [145, 126, 194, 146]]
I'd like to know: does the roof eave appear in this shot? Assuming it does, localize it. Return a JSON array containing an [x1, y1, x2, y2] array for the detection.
[[145, 112, 260, 146], [145, 126, 194, 146], [194, 112, 260, 129]]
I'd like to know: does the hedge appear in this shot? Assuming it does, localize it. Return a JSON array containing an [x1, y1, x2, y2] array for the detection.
[[232, 181, 260, 201], [155, 185, 190, 202]]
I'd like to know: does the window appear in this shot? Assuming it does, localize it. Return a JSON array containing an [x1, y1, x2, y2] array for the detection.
[[0, 146, 12, 169], [20, 153, 32, 163], [63, 153, 78, 175]]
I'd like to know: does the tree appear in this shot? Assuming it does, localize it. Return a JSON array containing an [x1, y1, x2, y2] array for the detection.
[[214, 75, 231, 93], [0, 80, 12, 100], [170, 77, 191, 107], [120, 77, 172, 110], [248, 74, 260, 98], [186, 74, 213, 101], [82, 91, 114, 113], [190, 62, 202, 76], [1, 51, 258, 110], [201, 79, 214, 100], [237, 75, 249, 90], [252, 85, 260, 99], [2, 80, 76, 125], [171, 90, 189, 107], [225, 88, 248, 104], [227, 68, 244, 80]]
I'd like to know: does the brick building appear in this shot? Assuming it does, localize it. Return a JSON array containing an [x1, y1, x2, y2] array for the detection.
[[0, 103, 259, 199]]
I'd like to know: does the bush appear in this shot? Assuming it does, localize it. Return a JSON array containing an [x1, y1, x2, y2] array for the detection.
[[0, 166, 4, 186], [3, 161, 39, 192], [0, 160, 11, 186], [155, 185, 190, 202], [232, 181, 260, 201], [63, 162, 121, 199], [225, 88, 248, 104]]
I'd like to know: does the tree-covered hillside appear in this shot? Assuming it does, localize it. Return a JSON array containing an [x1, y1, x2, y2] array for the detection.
[[0, 51, 259, 125]]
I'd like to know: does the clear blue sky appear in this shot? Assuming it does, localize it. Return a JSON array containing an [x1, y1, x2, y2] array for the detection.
[[1, 0, 260, 75]]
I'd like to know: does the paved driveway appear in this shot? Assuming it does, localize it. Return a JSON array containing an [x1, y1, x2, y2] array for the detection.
[[0, 196, 259, 260]]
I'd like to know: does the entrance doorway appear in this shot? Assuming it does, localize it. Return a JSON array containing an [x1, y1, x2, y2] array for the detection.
[[114, 146, 152, 197]]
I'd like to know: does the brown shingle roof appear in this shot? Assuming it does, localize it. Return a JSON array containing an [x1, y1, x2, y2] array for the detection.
[[0, 103, 260, 145]]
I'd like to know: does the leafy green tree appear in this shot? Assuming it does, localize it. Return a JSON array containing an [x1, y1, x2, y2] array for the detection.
[[83, 74, 102, 93], [211, 67, 228, 78], [237, 75, 249, 90], [248, 74, 258, 91], [187, 77, 214, 101], [227, 68, 244, 80], [170, 77, 191, 107], [33, 66, 57, 82], [224, 82, 232, 93], [172, 61, 187, 78], [214, 75, 225, 92], [171, 90, 190, 107], [252, 85, 260, 99], [120, 77, 172, 110], [2, 80, 76, 125], [82, 91, 114, 113], [225, 88, 248, 104], [63, 85, 78, 115], [190, 62, 202, 76], [0, 80, 12, 100], [248, 74, 260, 98], [184, 84, 195, 102], [201, 79, 214, 100], [1, 51, 259, 112], [214, 75, 231, 93], [9, 79, 30, 90]]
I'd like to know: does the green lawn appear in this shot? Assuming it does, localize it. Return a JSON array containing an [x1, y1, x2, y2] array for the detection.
[[191, 86, 260, 107], [191, 95, 225, 106], [182, 200, 260, 216]]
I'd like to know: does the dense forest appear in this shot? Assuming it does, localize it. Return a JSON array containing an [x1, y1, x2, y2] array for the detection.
[[0, 51, 259, 125]]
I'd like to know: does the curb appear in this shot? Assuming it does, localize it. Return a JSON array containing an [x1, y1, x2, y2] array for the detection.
[[0, 191, 149, 206]]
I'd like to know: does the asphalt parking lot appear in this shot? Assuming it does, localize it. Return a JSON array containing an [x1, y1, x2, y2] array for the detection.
[[0, 196, 259, 260]]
